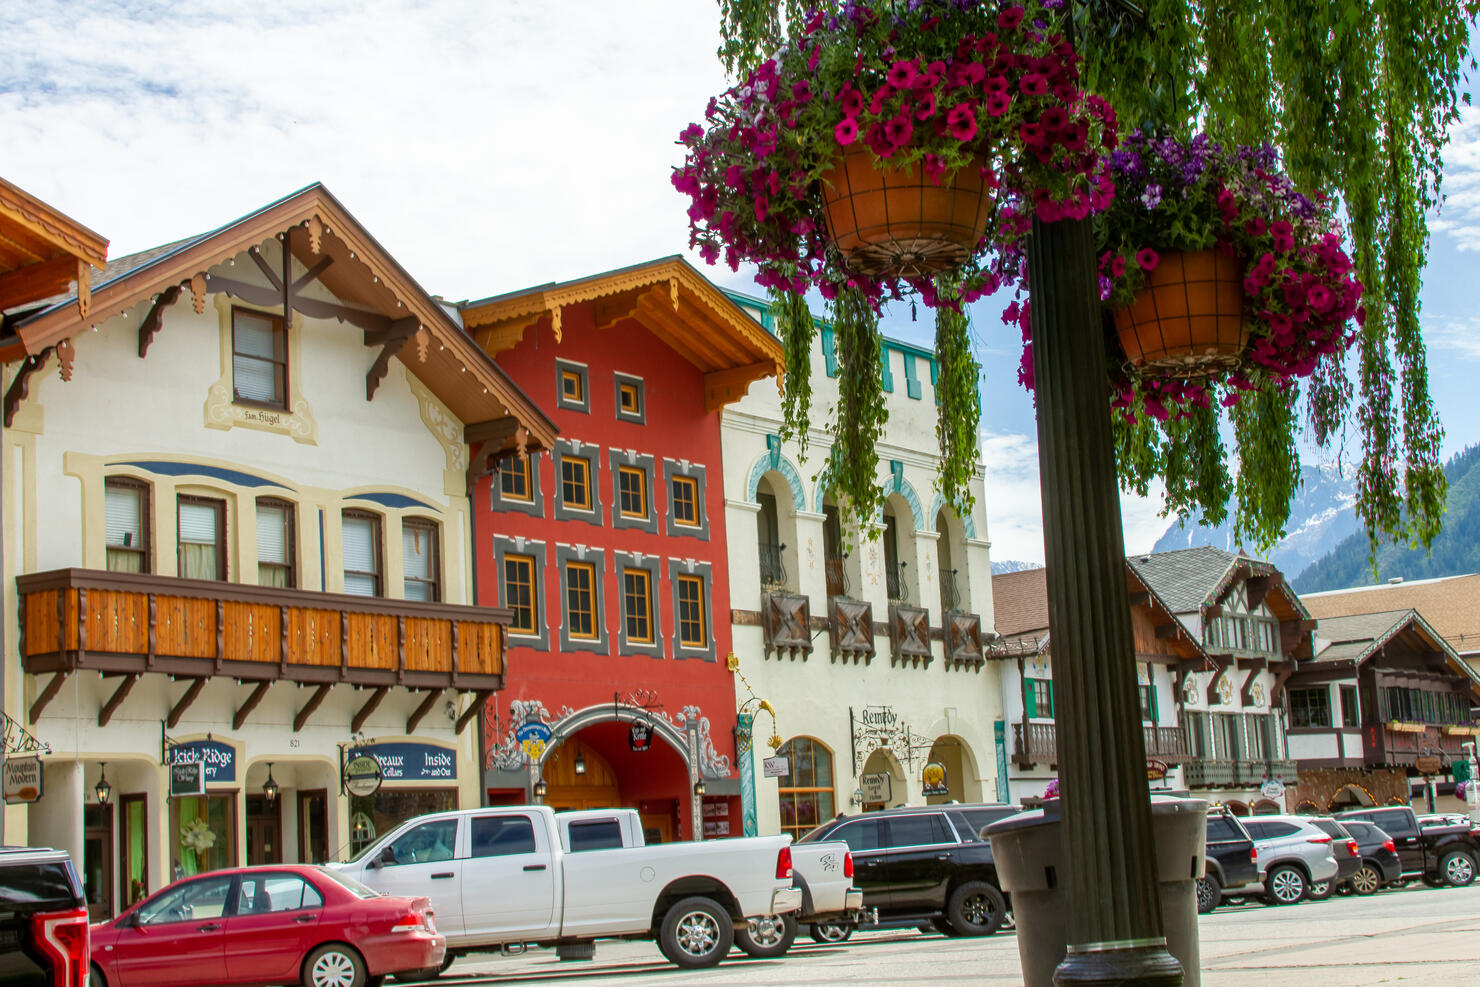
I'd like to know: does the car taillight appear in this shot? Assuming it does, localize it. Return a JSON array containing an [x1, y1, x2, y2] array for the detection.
[[843, 851, 854, 879], [391, 911, 428, 933], [1250, 846, 1258, 864], [1345, 840, 1360, 857], [31, 907, 88, 987], [1382, 838, 1396, 854], [776, 845, 793, 880], [1307, 835, 1331, 844]]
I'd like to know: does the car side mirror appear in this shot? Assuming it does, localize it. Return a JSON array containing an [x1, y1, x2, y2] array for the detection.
[[376, 845, 396, 867]]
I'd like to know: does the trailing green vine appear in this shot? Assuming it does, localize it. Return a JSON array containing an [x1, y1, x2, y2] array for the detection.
[[933, 278, 982, 517], [828, 284, 889, 530], [772, 284, 817, 463]]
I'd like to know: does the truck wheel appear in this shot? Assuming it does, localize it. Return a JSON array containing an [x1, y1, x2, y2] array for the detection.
[[659, 896, 733, 969], [945, 881, 1006, 936], [1350, 863, 1383, 895], [1263, 864, 1306, 905], [808, 921, 854, 944], [1195, 875, 1222, 914], [1441, 849, 1476, 887], [735, 913, 797, 958]]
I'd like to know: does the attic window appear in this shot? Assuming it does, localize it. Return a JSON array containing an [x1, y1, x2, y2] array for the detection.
[[232, 308, 287, 409], [555, 360, 589, 413]]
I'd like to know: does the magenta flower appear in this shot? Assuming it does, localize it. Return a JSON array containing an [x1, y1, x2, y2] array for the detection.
[[887, 59, 918, 89], [753, 197, 768, 223], [1111, 256, 1126, 278], [1019, 73, 1049, 96], [1041, 106, 1068, 131], [998, 6, 1026, 30], [984, 91, 1011, 117], [839, 87, 863, 117], [914, 91, 937, 119], [834, 118, 859, 145], [1136, 248, 1160, 272], [884, 114, 914, 147], [946, 103, 978, 141]]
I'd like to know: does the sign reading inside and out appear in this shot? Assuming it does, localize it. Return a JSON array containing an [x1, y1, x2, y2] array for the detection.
[[345, 742, 459, 798]]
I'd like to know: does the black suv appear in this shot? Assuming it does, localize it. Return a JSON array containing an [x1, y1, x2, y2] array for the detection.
[[1338, 805, 1479, 886], [798, 804, 1019, 940], [0, 846, 89, 987], [1197, 809, 1257, 913]]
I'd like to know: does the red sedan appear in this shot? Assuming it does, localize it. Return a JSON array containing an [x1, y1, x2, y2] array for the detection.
[[90, 864, 443, 987]]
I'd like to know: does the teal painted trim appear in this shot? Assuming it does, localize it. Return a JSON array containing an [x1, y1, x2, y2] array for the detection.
[[812, 469, 832, 514], [904, 353, 922, 400], [821, 327, 838, 377], [737, 713, 758, 837], [880, 350, 894, 393], [745, 452, 806, 511], [928, 493, 978, 539], [886, 472, 925, 530]]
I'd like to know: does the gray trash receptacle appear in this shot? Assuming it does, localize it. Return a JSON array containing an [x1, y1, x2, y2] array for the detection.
[[987, 796, 1207, 987]]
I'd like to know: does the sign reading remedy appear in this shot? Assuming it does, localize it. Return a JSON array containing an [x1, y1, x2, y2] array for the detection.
[[168, 740, 236, 783], [363, 743, 456, 781]]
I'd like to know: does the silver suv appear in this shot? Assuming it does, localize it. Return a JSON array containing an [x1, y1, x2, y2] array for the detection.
[[1222, 814, 1339, 905]]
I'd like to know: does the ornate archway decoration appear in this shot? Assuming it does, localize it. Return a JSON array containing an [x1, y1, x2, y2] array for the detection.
[[928, 494, 978, 539], [745, 453, 805, 511]]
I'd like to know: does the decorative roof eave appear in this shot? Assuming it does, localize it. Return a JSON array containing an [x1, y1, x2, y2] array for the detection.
[[0, 177, 109, 319], [460, 256, 784, 405], [1348, 609, 1480, 698], [1201, 554, 1311, 623], [1126, 564, 1210, 663], [9, 184, 556, 456]]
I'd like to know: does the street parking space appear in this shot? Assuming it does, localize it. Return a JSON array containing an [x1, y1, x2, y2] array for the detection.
[[416, 883, 1480, 986]]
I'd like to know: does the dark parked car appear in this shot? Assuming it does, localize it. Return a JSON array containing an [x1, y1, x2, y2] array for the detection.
[[1337, 805, 1479, 887], [0, 846, 90, 987], [1305, 817, 1362, 899], [1335, 819, 1402, 895], [1197, 810, 1258, 913], [798, 804, 1019, 941]]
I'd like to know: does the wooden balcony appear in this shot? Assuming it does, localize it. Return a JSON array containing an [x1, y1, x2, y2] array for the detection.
[[1013, 721, 1057, 767], [1144, 726, 1191, 763], [18, 568, 509, 705], [1183, 759, 1236, 787], [1377, 723, 1478, 766]]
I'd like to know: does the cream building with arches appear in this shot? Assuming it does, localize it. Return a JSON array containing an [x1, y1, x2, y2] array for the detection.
[[718, 291, 1004, 841]]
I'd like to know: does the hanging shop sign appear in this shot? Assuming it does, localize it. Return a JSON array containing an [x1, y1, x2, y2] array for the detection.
[[361, 743, 456, 781], [343, 753, 384, 798], [1415, 755, 1444, 776], [629, 721, 653, 753], [762, 756, 789, 778], [3, 757, 42, 804], [1146, 759, 1169, 782], [167, 740, 236, 783], [860, 772, 892, 804], [1260, 779, 1286, 800], [516, 721, 553, 762], [921, 761, 949, 798], [169, 761, 205, 798]]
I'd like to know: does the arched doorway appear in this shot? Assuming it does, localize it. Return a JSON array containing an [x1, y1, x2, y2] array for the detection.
[[923, 735, 982, 805], [542, 737, 620, 810], [777, 736, 836, 841], [1328, 783, 1377, 813], [861, 748, 906, 811], [540, 720, 691, 843], [1252, 799, 1281, 815], [1225, 801, 1250, 817]]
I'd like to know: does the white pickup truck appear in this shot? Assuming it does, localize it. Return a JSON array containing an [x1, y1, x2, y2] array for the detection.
[[331, 804, 801, 970], [552, 808, 863, 958]]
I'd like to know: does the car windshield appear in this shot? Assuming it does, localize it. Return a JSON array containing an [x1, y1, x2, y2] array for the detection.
[[311, 866, 384, 899]]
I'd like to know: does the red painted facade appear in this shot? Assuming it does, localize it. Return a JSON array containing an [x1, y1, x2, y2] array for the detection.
[[472, 299, 741, 841]]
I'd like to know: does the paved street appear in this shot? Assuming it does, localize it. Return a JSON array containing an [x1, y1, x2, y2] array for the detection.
[[420, 884, 1480, 986]]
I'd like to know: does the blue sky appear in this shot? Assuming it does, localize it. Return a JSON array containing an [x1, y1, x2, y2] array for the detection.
[[5, 1, 1477, 564]]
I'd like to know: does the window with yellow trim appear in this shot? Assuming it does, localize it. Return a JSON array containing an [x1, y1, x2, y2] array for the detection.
[[617, 466, 647, 519], [500, 456, 532, 502], [504, 554, 537, 634], [561, 458, 592, 511], [565, 562, 597, 639], [622, 568, 653, 644], [560, 370, 583, 403], [670, 476, 699, 527], [676, 574, 706, 648]]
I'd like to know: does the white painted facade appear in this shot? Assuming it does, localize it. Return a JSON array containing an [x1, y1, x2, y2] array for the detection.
[[1, 225, 518, 915], [719, 292, 1004, 838]]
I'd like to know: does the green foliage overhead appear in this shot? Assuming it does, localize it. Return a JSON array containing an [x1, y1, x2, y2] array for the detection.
[[716, 0, 1479, 559]]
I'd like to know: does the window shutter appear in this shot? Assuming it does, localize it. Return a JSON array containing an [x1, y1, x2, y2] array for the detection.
[[178, 502, 218, 544], [1047, 680, 1055, 718], [234, 312, 280, 402], [105, 486, 142, 546], [1149, 682, 1159, 723], [256, 505, 288, 564], [342, 517, 378, 597]]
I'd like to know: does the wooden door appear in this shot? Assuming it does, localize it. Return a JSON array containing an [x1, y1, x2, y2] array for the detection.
[[640, 811, 675, 844], [83, 804, 114, 920], [245, 795, 282, 865], [543, 739, 621, 810], [297, 790, 328, 863], [119, 794, 149, 908]]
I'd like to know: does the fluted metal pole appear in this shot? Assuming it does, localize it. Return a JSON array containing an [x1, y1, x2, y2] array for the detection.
[[1027, 215, 1182, 985]]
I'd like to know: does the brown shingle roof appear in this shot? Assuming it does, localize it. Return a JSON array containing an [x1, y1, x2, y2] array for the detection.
[[991, 567, 1049, 637], [1303, 574, 1480, 656]]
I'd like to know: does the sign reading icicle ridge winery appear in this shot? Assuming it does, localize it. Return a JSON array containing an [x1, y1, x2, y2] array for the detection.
[[167, 740, 236, 782]]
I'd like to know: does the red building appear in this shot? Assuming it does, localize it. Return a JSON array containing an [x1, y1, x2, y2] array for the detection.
[[462, 258, 782, 841]]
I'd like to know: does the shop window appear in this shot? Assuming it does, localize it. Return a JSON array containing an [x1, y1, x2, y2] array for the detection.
[[1025, 678, 1054, 719], [663, 459, 709, 540], [178, 495, 227, 581], [614, 373, 645, 423], [232, 308, 287, 409], [622, 568, 653, 644], [171, 794, 236, 878], [565, 562, 597, 639], [1289, 687, 1332, 728], [778, 737, 835, 842], [555, 360, 589, 413], [504, 555, 538, 634], [342, 511, 382, 596], [669, 560, 715, 661], [402, 518, 440, 602], [609, 451, 657, 533], [256, 498, 295, 588], [105, 477, 151, 573], [348, 788, 457, 860]]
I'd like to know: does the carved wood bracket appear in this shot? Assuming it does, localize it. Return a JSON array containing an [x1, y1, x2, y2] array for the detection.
[[4, 345, 55, 427], [294, 683, 333, 732], [98, 673, 140, 727], [762, 592, 812, 660], [137, 284, 183, 358], [890, 605, 932, 667], [30, 671, 69, 724], [351, 686, 389, 734], [167, 678, 208, 729], [1204, 656, 1236, 706], [828, 597, 874, 664], [233, 681, 271, 731], [456, 691, 491, 735], [406, 688, 443, 735], [366, 317, 422, 401], [1239, 658, 1268, 705], [946, 611, 984, 670]]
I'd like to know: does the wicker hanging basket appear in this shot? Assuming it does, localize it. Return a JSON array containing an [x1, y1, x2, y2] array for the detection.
[[1113, 249, 1249, 377], [819, 147, 994, 279]]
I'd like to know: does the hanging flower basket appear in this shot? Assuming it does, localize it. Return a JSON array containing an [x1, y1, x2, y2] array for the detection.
[[1111, 248, 1248, 377], [820, 146, 994, 278]]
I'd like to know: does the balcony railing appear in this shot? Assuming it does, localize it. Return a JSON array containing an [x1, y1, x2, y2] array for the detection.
[[1013, 721, 1057, 767], [1183, 760, 1236, 787], [939, 568, 960, 613], [17, 568, 508, 694], [824, 556, 849, 598], [758, 542, 788, 592], [1143, 726, 1191, 763], [1380, 724, 1477, 766], [885, 561, 908, 604]]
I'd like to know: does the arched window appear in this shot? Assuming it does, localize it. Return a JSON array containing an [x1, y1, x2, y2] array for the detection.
[[777, 737, 835, 841]]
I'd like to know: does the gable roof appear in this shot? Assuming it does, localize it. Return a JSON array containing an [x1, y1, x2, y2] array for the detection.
[[0, 176, 108, 317], [1127, 545, 1311, 621], [460, 256, 784, 412], [6, 184, 555, 456], [1312, 608, 1480, 697], [1303, 573, 1480, 657]]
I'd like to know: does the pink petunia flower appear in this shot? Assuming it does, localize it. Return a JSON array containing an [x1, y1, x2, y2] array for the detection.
[[1111, 256, 1126, 278], [983, 91, 1011, 117], [914, 91, 937, 120], [1019, 73, 1049, 96], [887, 59, 918, 89], [1136, 247, 1160, 272], [946, 103, 978, 141], [998, 6, 1025, 30], [884, 114, 914, 147], [834, 117, 859, 145]]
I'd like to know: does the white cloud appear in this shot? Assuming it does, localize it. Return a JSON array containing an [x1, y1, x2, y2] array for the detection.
[[1423, 314, 1480, 360]]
